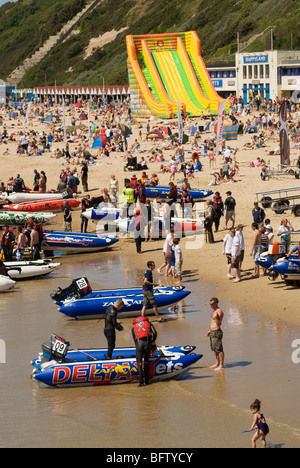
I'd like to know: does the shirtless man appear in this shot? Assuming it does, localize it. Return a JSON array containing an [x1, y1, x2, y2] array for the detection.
[[206, 297, 224, 371], [16, 227, 27, 261], [29, 224, 40, 260]]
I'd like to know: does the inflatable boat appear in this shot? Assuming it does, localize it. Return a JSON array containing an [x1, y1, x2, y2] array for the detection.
[[154, 216, 204, 235], [116, 216, 204, 237], [31, 334, 202, 387], [51, 278, 191, 319], [0, 274, 16, 292], [271, 257, 300, 281], [42, 231, 119, 253], [255, 243, 289, 273], [4, 259, 60, 280], [3, 198, 80, 213], [82, 208, 121, 222], [0, 211, 56, 227], [145, 186, 213, 201], [0, 247, 38, 262]]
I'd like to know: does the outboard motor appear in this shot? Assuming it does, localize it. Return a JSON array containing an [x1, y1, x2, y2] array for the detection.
[[50, 277, 92, 303], [267, 266, 279, 281]]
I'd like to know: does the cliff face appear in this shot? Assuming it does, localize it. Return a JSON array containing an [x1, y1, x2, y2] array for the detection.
[[1, 0, 300, 87]]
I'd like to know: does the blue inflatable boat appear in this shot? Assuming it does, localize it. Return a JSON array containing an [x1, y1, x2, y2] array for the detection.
[[82, 208, 121, 222], [256, 252, 299, 282], [31, 334, 202, 387], [145, 186, 213, 201], [271, 257, 300, 281], [42, 231, 118, 253], [51, 278, 191, 319]]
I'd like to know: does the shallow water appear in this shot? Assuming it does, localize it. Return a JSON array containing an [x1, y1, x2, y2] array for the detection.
[[0, 251, 299, 448]]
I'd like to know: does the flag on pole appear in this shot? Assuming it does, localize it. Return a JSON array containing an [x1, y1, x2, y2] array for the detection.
[[279, 100, 290, 166], [215, 100, 227, 157], [63, 98, 66, 144], [88, 108, 92, 148], [177, 100, 183, 144], [23, 101, 32, 133]]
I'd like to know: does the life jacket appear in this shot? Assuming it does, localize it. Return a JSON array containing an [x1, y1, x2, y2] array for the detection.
[[213, 196, 223, 211], [1, 229, 14, 247], [138, 183, 146, 202], [130, 178, 138, 189], [134, 214, 144, 231], [123, 187, 135, 204], [169, 186, 177, 200], [133, 316, 152, 340]]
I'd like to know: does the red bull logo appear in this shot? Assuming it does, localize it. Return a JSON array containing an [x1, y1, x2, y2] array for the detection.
[[50, 358, 183, 385], [52, 362, 140, 385]]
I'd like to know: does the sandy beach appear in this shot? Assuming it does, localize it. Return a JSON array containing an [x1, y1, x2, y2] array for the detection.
[[1, 102, 300, 328], [1, 101, 300, 448]]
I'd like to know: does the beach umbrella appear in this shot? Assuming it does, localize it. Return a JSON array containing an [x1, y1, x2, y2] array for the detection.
[[119, 123, 132, 135], [92, 135, 109, 148], [75, 103, 83, 108]]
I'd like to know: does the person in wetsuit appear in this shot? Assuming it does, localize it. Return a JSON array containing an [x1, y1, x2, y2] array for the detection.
[[0, 259, 8, 276], [132, 316, 157, 387], [104, 299, 124, 360]]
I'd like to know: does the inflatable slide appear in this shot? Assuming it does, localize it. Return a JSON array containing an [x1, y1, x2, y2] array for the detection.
[[127, 31, 225, 119]]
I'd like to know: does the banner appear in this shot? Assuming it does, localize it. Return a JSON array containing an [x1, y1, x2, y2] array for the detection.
[[88, 108, 92, 148], [215, 100, 226, 157], [23, 101, 32, 133], [177, 100, 183, 144], [279, 100, 290, 166], [63, 98, 66, 144]]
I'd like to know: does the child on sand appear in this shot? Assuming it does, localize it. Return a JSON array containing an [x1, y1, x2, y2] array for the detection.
[[248, 399, 269, 448]]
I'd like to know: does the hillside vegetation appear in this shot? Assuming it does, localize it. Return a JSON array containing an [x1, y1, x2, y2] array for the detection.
[[1, 0, 300, 87]]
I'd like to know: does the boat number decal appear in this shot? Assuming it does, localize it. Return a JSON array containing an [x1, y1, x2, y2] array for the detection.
[[53, 338, 68, 356], [76, 278, 88, 290]]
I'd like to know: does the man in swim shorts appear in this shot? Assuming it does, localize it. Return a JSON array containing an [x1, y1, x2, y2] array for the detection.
[[206, 297, 225, 371], [141, 261, 164, 322]]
